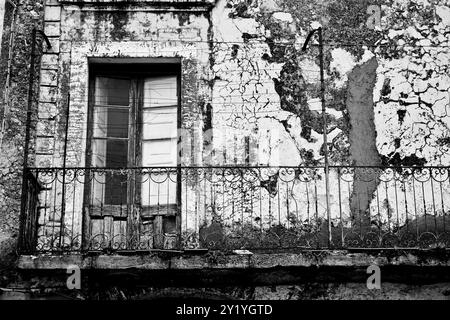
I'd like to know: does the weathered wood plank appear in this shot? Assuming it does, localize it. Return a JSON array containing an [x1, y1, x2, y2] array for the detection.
[[89, 205, 128, 218], [141, 204, 177, 218]]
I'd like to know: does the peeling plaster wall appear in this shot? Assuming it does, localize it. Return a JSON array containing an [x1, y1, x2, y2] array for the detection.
[[206, 0, 450, 233], [375, 1, 450, 166]]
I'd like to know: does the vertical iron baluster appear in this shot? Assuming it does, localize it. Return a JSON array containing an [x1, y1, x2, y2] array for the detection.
[[148, 169, 151, 239], [168, 169, 171, 215], [358, 182, 362, 240], [375, 174, 381, 243], [43, 171, 49, 251], [51, 172, 58, 251], [101, 170, 105, 217], [314, 173, 318, 222], [240, 169, 244, 234], [403, 173, 409, 233], [222, 168, 225, 232], [185, 169, 188, 236], [306, 180, 310, 224], [394, 175, 399, 230], [385, 181, 390, 233], [348, 180, 352, 232], [338, 168, 343, 247], [211, 168, 215, 222], [365, 181, 370, 238], [268, 180, 272, 229], [195, 172, 198, 243], [250, 169, 254, 230], [157, 175, 161, 216], [88, 171, 93, 251], [259, 168, 263, 233], [71, 174, 76, 251], [277, 174, 281, 227], [284, 179, 288, 229], [422, 181, 427, 232], [294, 173, 299, 222], [430, 170, 437, 233], [412, 175, 419, 241], [443, 169, 449, 233]]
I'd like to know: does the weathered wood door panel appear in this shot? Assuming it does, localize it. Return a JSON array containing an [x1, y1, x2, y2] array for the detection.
[[84, 70, 180, 251]]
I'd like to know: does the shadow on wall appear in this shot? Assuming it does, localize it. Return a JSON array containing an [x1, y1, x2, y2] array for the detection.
[[0, 233, 18, 286]]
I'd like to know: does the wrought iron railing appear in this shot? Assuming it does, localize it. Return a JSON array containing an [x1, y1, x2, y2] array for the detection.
[[19, 166, 450, 254], [18, 170, 42, 253]]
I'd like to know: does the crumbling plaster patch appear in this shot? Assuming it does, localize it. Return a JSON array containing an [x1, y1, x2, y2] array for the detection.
[[214, 0, 449, 169], [375, 0, 450, 166], [209, 0, 450, 229]]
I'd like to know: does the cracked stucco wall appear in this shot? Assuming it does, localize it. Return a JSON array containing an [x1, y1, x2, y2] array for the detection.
[[211, 0, 449, 167], [375, 1, 450, 166]]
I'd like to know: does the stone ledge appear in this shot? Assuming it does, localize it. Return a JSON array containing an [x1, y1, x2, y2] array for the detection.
[[56, 0, 217, 13], [18, 249, 450, 270], [58, 0, 216, 3]]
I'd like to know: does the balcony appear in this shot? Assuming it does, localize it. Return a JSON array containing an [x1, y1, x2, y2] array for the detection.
[[19, 166, 450, 255]]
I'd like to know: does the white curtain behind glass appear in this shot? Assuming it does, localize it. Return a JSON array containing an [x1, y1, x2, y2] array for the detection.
[[141, 76, 178, 207]]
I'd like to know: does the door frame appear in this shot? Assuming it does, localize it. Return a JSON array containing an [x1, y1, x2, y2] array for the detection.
[[81, 60, 182, 251]]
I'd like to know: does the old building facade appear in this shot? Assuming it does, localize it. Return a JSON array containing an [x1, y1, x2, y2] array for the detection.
[[0, 0, 450, 299]]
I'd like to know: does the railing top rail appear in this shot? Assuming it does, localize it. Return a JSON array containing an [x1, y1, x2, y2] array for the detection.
[[26, 165, 450, 170]]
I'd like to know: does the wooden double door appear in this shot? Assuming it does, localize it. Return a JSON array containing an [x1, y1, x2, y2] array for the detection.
[[83, 64, 181, 250]]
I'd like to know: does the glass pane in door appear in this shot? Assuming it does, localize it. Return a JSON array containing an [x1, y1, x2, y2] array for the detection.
[[141, 76, 178, 210]]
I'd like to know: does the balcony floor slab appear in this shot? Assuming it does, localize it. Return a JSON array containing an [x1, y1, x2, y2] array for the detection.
[[18, 249, 450, 271]]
